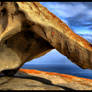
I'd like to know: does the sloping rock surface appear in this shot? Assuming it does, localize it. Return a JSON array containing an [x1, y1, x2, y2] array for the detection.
[[0, 69, 92, 90]]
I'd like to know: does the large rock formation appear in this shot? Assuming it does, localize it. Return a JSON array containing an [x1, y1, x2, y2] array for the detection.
[[0, 2, 92, 75]]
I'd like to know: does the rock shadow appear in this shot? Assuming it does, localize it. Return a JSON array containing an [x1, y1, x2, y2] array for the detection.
[[0, 71, 75, 90], [14, 71, 74, 90]]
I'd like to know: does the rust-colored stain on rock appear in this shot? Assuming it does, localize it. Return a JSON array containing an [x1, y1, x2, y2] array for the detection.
[[19, 69, 92, 82], [19, 69, 41, 74]]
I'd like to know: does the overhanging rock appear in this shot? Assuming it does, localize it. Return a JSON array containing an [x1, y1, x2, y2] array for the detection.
[[0, 2, 92, 75]]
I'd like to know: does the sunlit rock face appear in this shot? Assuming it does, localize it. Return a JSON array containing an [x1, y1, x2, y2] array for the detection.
[[0, 2, 92, 75]]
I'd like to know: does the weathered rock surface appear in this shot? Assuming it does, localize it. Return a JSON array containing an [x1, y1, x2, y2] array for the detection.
[[0, 2, 92, 75], [0, 69, 92, 90]]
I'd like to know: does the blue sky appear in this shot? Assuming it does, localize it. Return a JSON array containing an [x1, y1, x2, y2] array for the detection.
[[24, 2, 92, 65], [40, 2, 92, 35]]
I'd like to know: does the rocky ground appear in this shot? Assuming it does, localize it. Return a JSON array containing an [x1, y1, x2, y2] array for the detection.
[[0, 69, 92, 90]]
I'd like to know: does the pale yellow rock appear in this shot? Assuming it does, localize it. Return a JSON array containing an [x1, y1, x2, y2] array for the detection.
[[0, 69, 92, 90]]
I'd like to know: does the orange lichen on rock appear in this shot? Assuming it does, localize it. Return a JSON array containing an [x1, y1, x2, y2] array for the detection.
[[68, 31, 92, 50], [19, 69, 42, 74], [19, 69, 92, 82]]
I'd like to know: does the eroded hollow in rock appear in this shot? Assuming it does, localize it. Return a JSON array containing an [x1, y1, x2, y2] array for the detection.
[[0, 7, 8, 34], [1, 28, 53, 76], [0, 4, 53, 75]]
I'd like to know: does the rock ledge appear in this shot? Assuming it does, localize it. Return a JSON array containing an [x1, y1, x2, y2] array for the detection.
[[0, 69, 92, 90]]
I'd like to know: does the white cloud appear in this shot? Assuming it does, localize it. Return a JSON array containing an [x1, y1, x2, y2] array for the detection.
[[40, 2, 87, 18], [86, 10, 92, 18], [73, 27, 92, 35], [40, 2, 92, 39]]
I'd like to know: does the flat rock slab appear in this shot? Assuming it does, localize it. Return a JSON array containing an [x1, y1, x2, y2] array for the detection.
[[0, 69, 92, 90], [0, 71, 66, 90]]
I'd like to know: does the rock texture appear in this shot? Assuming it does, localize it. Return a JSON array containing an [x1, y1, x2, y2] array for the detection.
[[0, 69, 92, 90], [0, 2, 92, 75]]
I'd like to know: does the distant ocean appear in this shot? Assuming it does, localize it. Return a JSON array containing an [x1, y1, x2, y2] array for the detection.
[[21, 64, 92, 79]]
